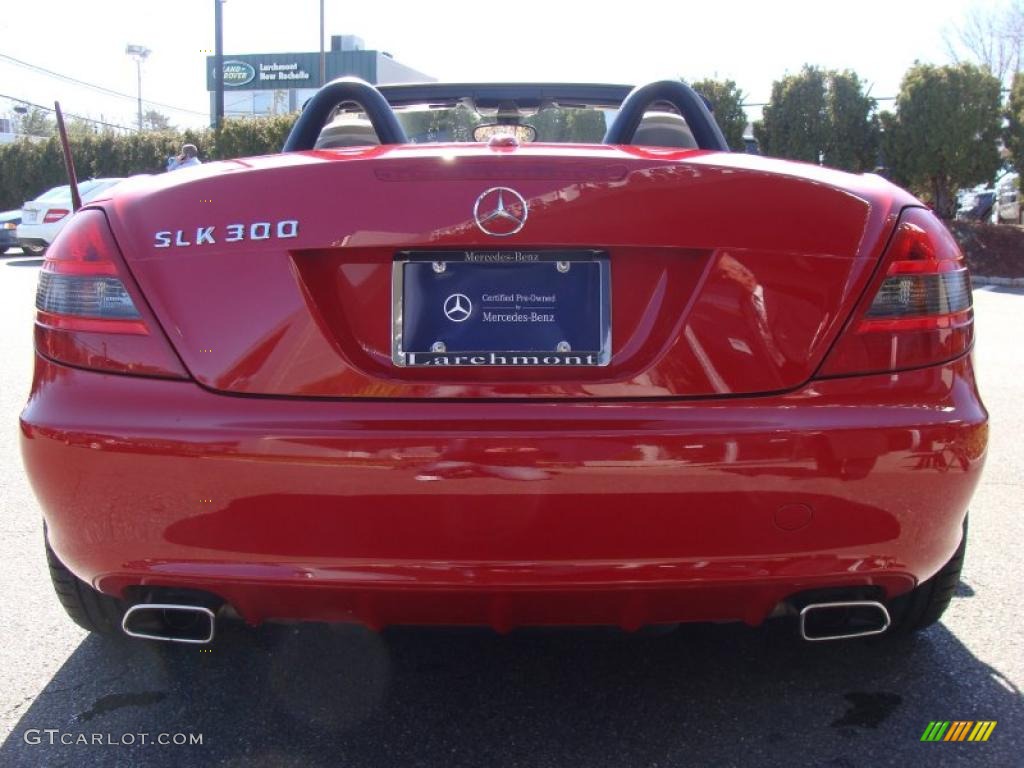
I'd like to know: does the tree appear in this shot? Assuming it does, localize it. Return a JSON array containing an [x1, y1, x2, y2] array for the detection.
[[753, 66, 878, 171], [691, 78, 747, 151], [525, 108, 568, 141], [882, 63, 1002, 218], [401, 105, 480, 142], [213, 114, 296, 158], [143, 110, 172, 131], [66, 117, 99, 139], [1006, 71, 1024, 170], [945, 0, 1024, 86], [755, 66, 829, 163], [562, 109, 606, 143], [525, 108, 605, 143], [17, 107, 54, 138], [826, 71, 881, 172]]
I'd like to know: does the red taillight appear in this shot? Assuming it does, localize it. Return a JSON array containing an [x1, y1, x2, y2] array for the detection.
[[818, 207, 973, 377], [34, 209, 188, 379], [42, 208, 69, 224]]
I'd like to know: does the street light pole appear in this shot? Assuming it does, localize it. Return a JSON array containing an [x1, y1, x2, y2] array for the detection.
[[125, 44, 151, 131], [214, 0, 224, 130], [319, 0, 325, 86], [136, 60, 143, 129]]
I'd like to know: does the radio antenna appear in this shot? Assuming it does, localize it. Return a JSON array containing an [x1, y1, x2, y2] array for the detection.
[[53, 101, 82, 212]]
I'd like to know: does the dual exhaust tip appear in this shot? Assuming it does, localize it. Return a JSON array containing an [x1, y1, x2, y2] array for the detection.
[[122, 603, 216, 644], [120, 599, 891, 644], [798, 600, 891, 642]]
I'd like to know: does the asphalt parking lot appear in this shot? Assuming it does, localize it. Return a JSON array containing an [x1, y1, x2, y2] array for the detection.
[[0, 250, 1020, 767]]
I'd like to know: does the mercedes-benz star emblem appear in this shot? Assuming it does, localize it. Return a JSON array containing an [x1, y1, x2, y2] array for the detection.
[[473, 187, 528, 237], [443, 293, 472, 322]]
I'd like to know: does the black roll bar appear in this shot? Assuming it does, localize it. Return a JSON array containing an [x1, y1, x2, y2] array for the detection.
[[603, 80, 729, 151], [283, 77, 728, 152], [283, 77, 408, 151]]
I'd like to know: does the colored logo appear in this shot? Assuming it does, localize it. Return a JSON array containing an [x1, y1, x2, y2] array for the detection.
[[443, 293, 472, 322], [921, 721, 997, 742], [222, 61, 256, 87], [473, 187, 528, 236]]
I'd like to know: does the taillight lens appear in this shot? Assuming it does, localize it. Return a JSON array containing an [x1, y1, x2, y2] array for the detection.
[[34, 209, 188, 378], [818, 207, 973, 377], [43, 208, 69, 224], [37, 273, 142, 323]]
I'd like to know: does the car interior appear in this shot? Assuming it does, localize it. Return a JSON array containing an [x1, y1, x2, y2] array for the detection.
[[314, 108, 698, 149], [311, 83, 707, 150]]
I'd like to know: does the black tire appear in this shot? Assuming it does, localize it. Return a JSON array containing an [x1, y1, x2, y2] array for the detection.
[[889, 517, 967, 633], [45, 535, 125, 634]]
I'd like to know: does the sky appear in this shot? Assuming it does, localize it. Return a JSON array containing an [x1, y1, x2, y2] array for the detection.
[[0, 0, 989, 130]]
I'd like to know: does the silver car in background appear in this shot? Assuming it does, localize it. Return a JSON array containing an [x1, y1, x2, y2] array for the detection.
[[994, 172, 1021, 225]]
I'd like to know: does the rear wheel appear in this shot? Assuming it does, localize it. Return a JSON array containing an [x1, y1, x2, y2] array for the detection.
[[888, 517, 967, 633], [45, 535, 124, 634]]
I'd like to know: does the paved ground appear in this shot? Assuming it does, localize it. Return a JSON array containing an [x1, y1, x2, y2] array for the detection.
[[0, 251, 1020, 767]]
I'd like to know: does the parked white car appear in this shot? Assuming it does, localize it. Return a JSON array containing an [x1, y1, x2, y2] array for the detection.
[[994, 172, 1021, 225], [17, 178, 125, 252]]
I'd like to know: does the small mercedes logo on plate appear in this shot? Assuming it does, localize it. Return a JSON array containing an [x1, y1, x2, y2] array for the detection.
[[473, 187, 528, 236], [443, 293, 472, 322]]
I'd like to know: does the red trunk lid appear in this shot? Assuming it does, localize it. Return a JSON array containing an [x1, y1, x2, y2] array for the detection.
[[103, 145, 910, 399]]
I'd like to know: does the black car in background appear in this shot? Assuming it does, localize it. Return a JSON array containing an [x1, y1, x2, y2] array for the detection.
[[0, 209, 21, 253]]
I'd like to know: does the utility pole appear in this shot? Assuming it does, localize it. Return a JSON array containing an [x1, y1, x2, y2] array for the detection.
[[125, 44, 151, 131], [319, 0, 326, 86], [214, 0, 225, 130]]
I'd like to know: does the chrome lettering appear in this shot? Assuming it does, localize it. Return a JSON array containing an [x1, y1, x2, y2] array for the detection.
[[404, 352, 598, 367], [153, 219, 299, 248]]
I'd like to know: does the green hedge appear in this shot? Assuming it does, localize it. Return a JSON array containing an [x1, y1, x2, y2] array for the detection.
[[0, 114, 298, 211]]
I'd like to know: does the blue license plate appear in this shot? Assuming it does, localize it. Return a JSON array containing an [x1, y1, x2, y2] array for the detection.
[[393, 250, 611, 367]]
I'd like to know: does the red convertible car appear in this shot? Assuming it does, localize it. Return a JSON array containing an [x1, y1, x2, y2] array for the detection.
[[21, 79, 987, 644]]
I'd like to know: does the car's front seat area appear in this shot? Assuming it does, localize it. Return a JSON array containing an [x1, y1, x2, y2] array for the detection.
[[632, 112, 698, 149]]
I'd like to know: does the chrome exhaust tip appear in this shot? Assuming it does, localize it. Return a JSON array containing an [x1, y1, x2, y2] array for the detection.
[[122, 603, 216, 644], [799, 600, 891, 642]]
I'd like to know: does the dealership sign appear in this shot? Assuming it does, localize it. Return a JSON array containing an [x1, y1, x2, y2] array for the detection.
[[255, 62, 312, 83], [219, 59, 312, 88], [206, 51, 380, 91]]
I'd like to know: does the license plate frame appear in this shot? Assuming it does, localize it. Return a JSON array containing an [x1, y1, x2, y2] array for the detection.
[[392, 250, 611, 368]]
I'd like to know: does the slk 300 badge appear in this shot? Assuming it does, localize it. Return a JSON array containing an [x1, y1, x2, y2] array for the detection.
[[153, 219, 299, 248]]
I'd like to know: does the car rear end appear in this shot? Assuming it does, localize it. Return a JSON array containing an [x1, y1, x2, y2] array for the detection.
[[16, 199, 68, 251], [0, 210, 19, 252], [18, 179, 124, 251], [20, 141, 986, 641]]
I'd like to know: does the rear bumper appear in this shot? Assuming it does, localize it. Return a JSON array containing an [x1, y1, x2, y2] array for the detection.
[[16, 237, 49, 250], [21, 354, 987, 630], [16, 221, 58, 247]]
